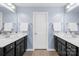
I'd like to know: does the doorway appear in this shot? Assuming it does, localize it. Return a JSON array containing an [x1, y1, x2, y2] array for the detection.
[[33, 12, 48, 50]]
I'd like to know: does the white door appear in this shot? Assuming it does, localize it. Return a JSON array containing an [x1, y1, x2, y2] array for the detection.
[[33, 12, 48, 49]]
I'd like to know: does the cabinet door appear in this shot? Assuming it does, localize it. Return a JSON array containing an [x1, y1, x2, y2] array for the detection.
[[16, 45, 20, 56], [5, 49, 15, 56], [67, 42, 77, 56], [24, 36, 27, 49], [61, 45, 66, 56], [20, 41, 25, 56], [67, 48, 76, 56], [58, 42, 62, 55], [54, 36, 58, 51], [70, 51, 76, 56], [77, 48, 79, 56], [5, 43, 15, 54], [0, 48, 3, 56], [67, 49, 71, 56], [16, 41, 25, 56]]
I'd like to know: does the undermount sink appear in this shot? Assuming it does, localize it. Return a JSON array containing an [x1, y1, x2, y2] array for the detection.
[[65, 33, 77, 38], [0, 35, 5, 39], [4, 34, 13, 38], [3, 33, 15, 38], [4, 35, 10, 38]]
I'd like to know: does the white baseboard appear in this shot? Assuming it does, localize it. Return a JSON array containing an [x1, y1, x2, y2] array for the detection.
[[26, 49, 34, 51], [47, 49, 56, 51], [26, 49, 56, 51]]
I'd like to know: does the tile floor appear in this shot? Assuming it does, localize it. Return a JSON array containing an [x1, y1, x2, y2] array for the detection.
[[23, 50, 59, 56]]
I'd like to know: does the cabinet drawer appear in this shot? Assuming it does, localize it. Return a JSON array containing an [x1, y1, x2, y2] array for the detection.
[[16, 38, 24, 45], [5, 43, 15, 53]]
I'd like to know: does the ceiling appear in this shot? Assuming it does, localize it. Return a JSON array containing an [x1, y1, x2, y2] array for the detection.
[[14, 3, 68, 7]]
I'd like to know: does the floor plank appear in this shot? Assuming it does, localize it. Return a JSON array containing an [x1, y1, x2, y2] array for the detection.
[[23, 50, 59, 56]]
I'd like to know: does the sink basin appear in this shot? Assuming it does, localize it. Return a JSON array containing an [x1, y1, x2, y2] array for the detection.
[[5, 35, 10, 38], [65, 34, 72, 38], [0, 35, 5, 39], [65, 35, 77, 38]]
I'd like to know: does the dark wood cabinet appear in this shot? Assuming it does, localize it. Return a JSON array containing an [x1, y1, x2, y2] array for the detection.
[[24, 36, 27, 50], [5, 43, 15, 56], [20, 41, 25, 55], [0, 35, 27, 56], [54, 36, 66, 56], [15, 42, 25, 56], [61, 44, 66, 56], [0, 48, 4, 56], [67, 42, 77, 56], [15, 44, 20, 56], [4, 42, 15, 56], [58, 42, 62, 55], [57, 41, 66, 56], [5, 49, 15, 56], [54, 35, 78, 56], [54, 36, 58, 51], [15, 37, 25, 56]]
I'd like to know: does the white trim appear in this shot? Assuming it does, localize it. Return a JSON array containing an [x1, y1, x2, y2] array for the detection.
[[33, 12, 34, 51], [46, 12, 48, 50], [47, 49, 56, 51], [33, 12, 48, 50], [26, 49, 34, 51], [26, 49, 56, 51]]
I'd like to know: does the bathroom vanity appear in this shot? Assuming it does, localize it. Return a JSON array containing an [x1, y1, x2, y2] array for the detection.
[[0, 33, 27, 56], [54, 33, 79, 56]]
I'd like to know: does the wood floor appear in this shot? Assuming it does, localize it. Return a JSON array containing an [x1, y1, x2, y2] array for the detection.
[[23, 50, 59, 56]]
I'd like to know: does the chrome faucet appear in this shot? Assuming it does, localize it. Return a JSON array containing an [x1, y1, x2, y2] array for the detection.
[[67, 28, 76, 37], [66, 28, 72, 34]]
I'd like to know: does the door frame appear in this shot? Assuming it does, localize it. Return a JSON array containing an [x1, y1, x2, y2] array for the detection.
[[33, 12, 48, 51]]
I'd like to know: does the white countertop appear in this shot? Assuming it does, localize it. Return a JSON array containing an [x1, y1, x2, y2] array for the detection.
[[54, 32, 79, 47], [0, 32, 27, 47]]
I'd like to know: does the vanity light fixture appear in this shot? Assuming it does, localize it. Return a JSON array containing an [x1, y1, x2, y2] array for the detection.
[[7, 3, 12, 6], [66, 3, 75, 9], [0, 3, 15, 13], [7, 3, 15, 9], [66, 3, 79, 12]]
